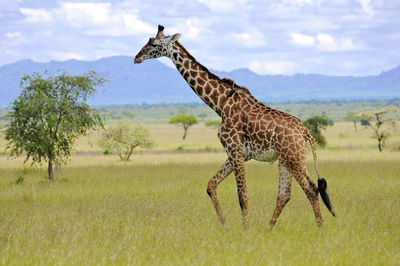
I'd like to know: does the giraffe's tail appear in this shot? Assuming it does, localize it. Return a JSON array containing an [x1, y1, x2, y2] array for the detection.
[[306, 131, 336, 217]]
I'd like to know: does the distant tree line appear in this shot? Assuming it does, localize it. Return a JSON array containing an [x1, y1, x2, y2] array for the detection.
[[1, 98, 400, 126]]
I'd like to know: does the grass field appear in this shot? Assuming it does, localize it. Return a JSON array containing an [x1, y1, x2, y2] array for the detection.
[[1, 122, 399, 265], [66, 122, 400, 153]]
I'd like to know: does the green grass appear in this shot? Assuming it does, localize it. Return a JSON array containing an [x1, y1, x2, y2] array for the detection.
[[1, 151, 399, 265]]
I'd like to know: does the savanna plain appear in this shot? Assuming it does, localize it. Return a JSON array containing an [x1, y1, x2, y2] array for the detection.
[[0, 122, 399, 265]]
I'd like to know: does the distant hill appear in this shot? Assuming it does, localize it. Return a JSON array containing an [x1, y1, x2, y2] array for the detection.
[[0, 56, 399, 106]]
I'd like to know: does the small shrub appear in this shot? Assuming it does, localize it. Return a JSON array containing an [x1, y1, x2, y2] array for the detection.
[[14, 166, 34, 185], [100, 120, 154, 161], [15, 175, 24, 185], [176, 145, 185, 151]]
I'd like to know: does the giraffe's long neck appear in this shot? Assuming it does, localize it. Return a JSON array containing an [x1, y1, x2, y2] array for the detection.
[[168, 42, 232, 116]]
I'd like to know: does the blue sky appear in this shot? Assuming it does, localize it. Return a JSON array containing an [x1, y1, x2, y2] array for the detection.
[[1, 0, 399, 76]]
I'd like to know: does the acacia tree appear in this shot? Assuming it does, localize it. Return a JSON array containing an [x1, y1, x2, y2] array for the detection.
[[343, 111, 362, 132], [100, 120, 154, 161], [169, 114, 198, 140], [303, 115, 330, 148], [5, 71, 105, 180], [359, 106, 398, 151]]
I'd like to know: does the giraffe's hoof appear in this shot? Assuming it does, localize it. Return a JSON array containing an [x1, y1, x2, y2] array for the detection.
[[219, 218, 227, 227], [218, 220, 229, 230], [243, 220, 249, 230], [268, 218, 277, 229], [268, 223, 276, 232], [317, 220, 324, 227]]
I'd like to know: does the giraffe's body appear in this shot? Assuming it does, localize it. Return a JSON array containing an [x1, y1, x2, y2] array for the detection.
[[134, 25, 335, 229]]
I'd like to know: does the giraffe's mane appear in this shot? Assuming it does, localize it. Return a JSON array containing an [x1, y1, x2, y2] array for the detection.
[[175, 42, 251, 94]]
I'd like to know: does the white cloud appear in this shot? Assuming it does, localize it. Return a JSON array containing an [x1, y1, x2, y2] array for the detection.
[[51, 51, 86, 61], [317, 34, 358, 52], [317, 33, 338, 51], [170, 18, 203, 40], [355, 0, 375, 16], [197, 0, 246, 12], [290, 33, 315, 46], [119, 13, 155, 35], [230, 31, 265, 48], [58, 2, 111, 27], [340, 39, 357, 50], [198, 0, 234, 11], [249, 60, 295, 75], [5, 31, 27, 45], [282, 0, 312, 5], [56, 2, 154, 36], [19, 8, 52, 23], [292, 32, 358, 52], [5, 32, 22, 39], [343, 61, 360, 71]]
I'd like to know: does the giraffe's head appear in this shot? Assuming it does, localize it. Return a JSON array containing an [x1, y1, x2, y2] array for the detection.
[[134, 25, 181, 64]]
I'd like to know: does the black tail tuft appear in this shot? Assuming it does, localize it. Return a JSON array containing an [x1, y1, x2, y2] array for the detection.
[[318, 178, 336, 217]]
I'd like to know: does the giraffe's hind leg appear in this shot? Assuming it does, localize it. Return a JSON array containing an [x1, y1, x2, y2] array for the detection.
[[269, 163, 293, 229], [207, 159, 233, 226], [291, 164, 323, 226]]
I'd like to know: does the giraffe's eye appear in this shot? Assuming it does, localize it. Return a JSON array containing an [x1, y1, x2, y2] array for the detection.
[[150, 43, 158, 47]]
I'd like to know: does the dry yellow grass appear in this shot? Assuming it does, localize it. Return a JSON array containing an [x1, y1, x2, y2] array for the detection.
[[1, 121, 400, 265], [1, 151, 399, 265], [325, 122, 400, 150], [66, 122, 400, 153], [1, 122, 399, 169]]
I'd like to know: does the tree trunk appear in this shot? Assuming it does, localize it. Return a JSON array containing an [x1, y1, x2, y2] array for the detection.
[[182, 126, 188, 140], [378, 138, 383, 152], [48, 159, 55, 180], [125, 145, 138, 161]]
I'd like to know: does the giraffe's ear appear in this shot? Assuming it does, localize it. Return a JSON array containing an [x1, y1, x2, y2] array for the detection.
[[171, 33, 181, 43]]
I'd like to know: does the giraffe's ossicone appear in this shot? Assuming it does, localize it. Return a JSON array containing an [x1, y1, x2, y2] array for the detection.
[[134, 25, 335, 229]]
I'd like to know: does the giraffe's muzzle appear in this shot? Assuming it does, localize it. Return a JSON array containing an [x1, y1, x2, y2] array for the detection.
[[134, 57, 143, 64]]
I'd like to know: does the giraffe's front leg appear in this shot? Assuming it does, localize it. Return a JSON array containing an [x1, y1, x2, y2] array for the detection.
[[229, 152, 249, 228], [207, 159, 233, 226], [218, 123, 249, 228]]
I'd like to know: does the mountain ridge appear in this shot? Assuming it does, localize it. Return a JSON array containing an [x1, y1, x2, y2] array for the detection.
[[0, 56, 399, 107]]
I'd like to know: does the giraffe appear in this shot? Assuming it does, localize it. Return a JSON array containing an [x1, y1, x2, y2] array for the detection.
[[134, 25, 335, 229]]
